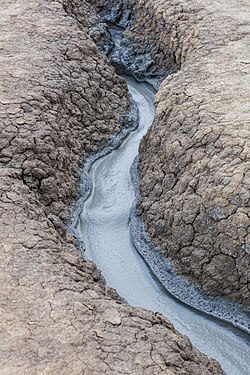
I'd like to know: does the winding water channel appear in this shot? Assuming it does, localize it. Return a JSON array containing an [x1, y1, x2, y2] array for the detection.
[[70, 28, 250, 375]]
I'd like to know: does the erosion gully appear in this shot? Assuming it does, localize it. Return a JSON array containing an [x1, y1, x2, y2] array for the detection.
[[70, 26, 250, 375]]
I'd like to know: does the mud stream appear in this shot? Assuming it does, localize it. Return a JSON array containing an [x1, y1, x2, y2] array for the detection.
[[71, 28, 250, 375]]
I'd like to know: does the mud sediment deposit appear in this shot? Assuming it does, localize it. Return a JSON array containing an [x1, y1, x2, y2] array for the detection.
[[93, 0, 250, 309], [0, 0, 224, 374]]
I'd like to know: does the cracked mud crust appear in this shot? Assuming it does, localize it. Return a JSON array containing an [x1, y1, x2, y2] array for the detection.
[[138, 0, 250, 308], [94, 0, 250, 308], [0, 0, 223, 374]]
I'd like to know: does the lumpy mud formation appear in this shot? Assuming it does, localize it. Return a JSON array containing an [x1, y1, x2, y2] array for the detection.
[[0, 0, 224, 374], [138, 0, 250, 309], [93, 0, 250, 309]]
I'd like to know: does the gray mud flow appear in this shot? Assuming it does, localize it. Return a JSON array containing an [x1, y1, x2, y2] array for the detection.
[[71, 26, 250, 375], [74, 75, 250, 375]]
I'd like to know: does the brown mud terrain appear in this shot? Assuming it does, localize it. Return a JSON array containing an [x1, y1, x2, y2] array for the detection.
[[0, 0, 248, 374]]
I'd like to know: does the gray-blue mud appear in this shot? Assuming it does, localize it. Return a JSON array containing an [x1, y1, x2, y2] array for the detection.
[[69, 26, 250, 375]]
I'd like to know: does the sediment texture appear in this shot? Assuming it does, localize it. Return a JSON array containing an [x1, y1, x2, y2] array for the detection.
[[95, 0, 250, 308], [139, 0, 250, 308], [0, 0, 223, 373]]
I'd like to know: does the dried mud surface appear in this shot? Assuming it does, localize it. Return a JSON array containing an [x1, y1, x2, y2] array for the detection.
[[95, 0, 250, 308], [0, 0, 223, 374], [139, 0, 250, 308]]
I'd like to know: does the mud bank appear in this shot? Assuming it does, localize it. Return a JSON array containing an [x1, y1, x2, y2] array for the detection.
[[0, 0, 223, 374], [91, 0, 250, 309]]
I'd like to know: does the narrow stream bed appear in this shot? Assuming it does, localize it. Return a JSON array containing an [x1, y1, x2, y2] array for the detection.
[[71, 75, 250, 375], [70, 27, 250, 375]]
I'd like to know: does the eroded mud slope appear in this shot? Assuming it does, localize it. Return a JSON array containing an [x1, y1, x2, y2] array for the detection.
[[94, 0, 250, 308], [139, 0, 250, 308], [0, 0, 223, 374]]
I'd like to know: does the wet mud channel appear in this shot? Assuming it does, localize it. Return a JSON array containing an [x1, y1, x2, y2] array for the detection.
[[69, 25, 250, 375]]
